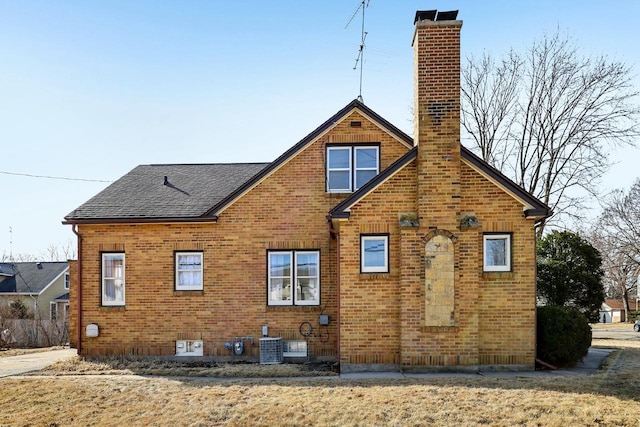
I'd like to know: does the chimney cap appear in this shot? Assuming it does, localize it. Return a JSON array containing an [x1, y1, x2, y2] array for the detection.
[[414, 9, 458, 24]]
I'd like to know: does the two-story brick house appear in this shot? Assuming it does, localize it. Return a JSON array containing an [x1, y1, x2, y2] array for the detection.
[[64, 10, 549, 372]]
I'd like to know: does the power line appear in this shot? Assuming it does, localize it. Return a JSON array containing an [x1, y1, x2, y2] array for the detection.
[[0, 170, 112, 183]]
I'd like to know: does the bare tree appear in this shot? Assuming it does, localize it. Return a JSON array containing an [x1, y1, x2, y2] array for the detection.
[[462, 30, 640, 236], [1, 240, 76, 262], [593, 180, 640, 314], [461, 50, 522, 170], [41, 240, 76, 261]]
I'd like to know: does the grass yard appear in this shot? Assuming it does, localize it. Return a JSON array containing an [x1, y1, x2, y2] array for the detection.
[[0, 337, 638, 426]]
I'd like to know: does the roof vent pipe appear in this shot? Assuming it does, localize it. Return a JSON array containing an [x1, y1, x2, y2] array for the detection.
[[163, 176, 168, 186]]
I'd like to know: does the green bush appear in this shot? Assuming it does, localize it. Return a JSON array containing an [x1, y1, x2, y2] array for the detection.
[[537, 306, 592, 368]]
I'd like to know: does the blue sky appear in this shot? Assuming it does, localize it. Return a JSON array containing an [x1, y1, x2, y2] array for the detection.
[[1, 1, 639, 257]]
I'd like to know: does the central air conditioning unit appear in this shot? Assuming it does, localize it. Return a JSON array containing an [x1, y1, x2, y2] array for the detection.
[[176, 340, 203, 356], [259, 337, 283, 365]]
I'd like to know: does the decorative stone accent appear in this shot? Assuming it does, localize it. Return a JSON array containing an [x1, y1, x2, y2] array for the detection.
[[459, 212, 479, 229], [399, 212, 419, 227]]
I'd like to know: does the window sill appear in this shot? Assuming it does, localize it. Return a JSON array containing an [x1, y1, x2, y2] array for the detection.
[[174, 290, 204, 296], [482, 272, 515, 279], [266, 305, 321, 311], [99, 305, 126, 310], [359, 273, 390, 280], [421, 325, 458, 333]]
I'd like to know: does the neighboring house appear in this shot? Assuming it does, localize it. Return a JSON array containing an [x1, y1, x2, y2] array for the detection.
[[599, 299, 627, 323], [0, 262, 70, 321], [63, 10, 550, 372]]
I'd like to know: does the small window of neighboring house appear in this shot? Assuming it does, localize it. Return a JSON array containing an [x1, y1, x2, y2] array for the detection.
[[175, 252, 204, 291], [327, 145, 379, 193], [483, 234, 512, 272], [102, 253, 125, 306], [361, 235, 389, 273], [50, 302, 57, 320], [64, 272, 70, 290], [63, 303, 70, 320], [268, 250, 320, 306]]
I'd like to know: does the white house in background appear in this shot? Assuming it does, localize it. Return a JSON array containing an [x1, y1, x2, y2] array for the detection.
[[599, 299, 627, 323], [0, 262, 69, 320]]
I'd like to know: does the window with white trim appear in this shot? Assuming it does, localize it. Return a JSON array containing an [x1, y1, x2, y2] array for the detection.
[[50, 302, 58, 320], [175, 252, 203, 291], [268, 250, 320, 306], [64, 272, 70, 290], [102, 253, 125, 306], [327, 145, 379, 192], [361, 235, 389, 273], [483, 234, 511, 272]]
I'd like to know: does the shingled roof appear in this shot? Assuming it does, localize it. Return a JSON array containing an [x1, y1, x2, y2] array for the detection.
[[64, 163, 268, 223], [0, 262, 68, 294]]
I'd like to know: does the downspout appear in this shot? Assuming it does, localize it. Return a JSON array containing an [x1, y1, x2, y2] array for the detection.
[[71, 224, 82, 355], [336, 231, 340, 364], [327, 218, 340, 363]]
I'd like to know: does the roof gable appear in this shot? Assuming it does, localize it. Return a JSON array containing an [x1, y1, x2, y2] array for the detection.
[[64, 99, 413, 223], [207, 99, 414, 216], [0, 262, 68, 295], [329, 144, 550, 220], [460, 147, 550, 219]]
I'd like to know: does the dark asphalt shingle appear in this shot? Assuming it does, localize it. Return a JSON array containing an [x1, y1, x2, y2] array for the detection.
[[64, 163, 269, 221], [0, 262, 68, 294]]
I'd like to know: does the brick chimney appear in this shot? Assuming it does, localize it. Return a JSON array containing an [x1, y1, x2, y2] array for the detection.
[[413, 10, 462, 230]]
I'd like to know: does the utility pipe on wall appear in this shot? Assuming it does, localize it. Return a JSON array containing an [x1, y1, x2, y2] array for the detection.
[[71, 225, 82, 355]]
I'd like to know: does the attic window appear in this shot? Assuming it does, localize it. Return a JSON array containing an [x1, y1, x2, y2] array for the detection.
[[326, 145, 379, 193], [350, 121, 362, 127]]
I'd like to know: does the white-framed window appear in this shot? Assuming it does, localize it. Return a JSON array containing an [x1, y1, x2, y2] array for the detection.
[[64, 272, 70, 290], [50, 302, 58, 320], [327, 145, 379, 193], [102, 253, 125, 306], [175, 252, 204, 291], [268, 250, 320, 306], [361, 235, 389, 273], [63, 303, 70, 319], [483, 234, 512, 272]]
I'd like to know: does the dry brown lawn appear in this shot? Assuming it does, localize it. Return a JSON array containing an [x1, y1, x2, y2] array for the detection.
[[0, 346, 66, 358], [1, 338, 639, 426]]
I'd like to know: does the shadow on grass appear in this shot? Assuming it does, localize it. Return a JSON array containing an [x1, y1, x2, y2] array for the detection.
[[170, 347, 640, 404], [35, 347, 640, 404]]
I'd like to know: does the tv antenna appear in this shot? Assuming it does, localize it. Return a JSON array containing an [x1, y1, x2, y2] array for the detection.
[[346, 0, 370, 103]]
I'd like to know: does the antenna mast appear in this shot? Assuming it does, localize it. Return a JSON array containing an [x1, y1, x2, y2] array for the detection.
[[346, 0, 370, 103]]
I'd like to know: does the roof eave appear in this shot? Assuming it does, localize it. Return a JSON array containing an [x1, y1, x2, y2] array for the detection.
[[461, 146, 551, 217], [329, 147, 418, 219], [63, 216, 219, 225], [524, 208, 552, 220]]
